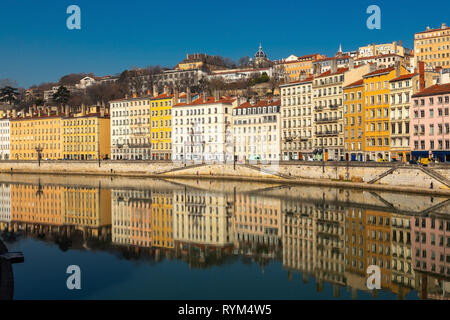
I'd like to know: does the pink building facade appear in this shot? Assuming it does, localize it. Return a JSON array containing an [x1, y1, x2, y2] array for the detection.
[[411, 83, 450, 162]]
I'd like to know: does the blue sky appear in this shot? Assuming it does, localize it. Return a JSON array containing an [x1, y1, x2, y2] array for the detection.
[[0, 0, 449, 88]]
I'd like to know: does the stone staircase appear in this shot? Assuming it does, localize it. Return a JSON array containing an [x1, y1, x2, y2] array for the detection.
[[417, 166, 450, 188], [367, 164, 403, 184], [238, 163, 295, 179], [156, 163, 207, 174]]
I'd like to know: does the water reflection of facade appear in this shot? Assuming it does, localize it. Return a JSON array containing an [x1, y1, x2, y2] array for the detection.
[[173, 189, 233, 247], [7, 184, 111, 241], [151, 190, 173, 248], [0, 183, 11, 225], [233, 194, 281, 246], [282, 200, 316, 277], [412, 214, 450, 299]]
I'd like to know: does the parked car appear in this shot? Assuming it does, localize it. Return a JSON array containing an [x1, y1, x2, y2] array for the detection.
[[377, 158, 388, 162], [419, 157, 431, 166]]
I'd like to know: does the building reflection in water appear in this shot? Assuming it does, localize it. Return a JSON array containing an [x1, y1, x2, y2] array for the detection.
[[0, 180, 449, 300]]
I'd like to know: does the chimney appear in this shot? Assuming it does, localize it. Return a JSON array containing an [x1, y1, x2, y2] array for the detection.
[[330, 59, 337, 73], [65, 105, 70, 117], [418, 61, 425, 91], [394, 41, 397, 54], [214, 89, 220, 101], [125, 94, 128, 99], [186, 87, 192, 104], [395, 61, 401, 77], [147, 89, 151, 96], [81, 103, 86, 116], [349, 58, 354, 70], [132, 92, 137, 99], [100, 106, 105, 117], [12, 109, 17, 118], [174, 88, 179, 104], [399, 40, 402, 47], [6, 110, 11, 118], [163, 85, 169, 94], [153, 84, 158, 97]]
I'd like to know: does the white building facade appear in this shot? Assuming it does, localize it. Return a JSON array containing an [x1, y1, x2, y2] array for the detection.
[[172, 96, 236, 163], [280, 77, 314, 161], [0, 119, 10, 160], [233, 99, 281, 162], [110, 98, 130, 160]]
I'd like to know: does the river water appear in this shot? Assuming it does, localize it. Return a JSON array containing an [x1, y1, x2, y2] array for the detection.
[[0, 174, 449, 300]]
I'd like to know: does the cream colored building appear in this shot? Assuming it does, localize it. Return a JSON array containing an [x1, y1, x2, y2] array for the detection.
[[110, 98, 131, 160], [0, 118, 10, 160], [232, 99, 281, 162], [358, 41, 411, 58], [172, 96, 236, 163], [128, 96, 152, 160], [280, 77, 314, 160], [313, 63, 370, 161]]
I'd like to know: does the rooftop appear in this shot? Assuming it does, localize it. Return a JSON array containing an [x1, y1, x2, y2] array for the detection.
[[174, 95, 235, 107], [390, 73, 417, 82], [343, 79, 364, 89], [234, 99, 280, 110], [363, 66, 396, 78], [412, 83, 450, 98]]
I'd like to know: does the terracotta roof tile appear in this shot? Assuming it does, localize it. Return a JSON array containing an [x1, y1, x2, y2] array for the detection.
[[343, 79, 364, 89], [390, 73, 417, 82], [363, 66, 396, 78], [412, 83, 450, 98]]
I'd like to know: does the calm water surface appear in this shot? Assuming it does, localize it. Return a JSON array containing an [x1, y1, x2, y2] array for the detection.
[[0, 174, 449, 300]]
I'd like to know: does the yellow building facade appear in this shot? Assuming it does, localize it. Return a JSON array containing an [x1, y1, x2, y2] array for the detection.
[[151, 190, 173, 248], [150, 93, 173, 160], [283, 54, 324, 82], [62, 107, 110, 160], [10, 115, 62, 160], [363, 65, 407, 161], [343, 79, 365, 161], [414, 23, 450, 69]]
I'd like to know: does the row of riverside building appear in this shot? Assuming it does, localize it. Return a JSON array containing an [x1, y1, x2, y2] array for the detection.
[[1, 24, 450, 162], [1, 63, 450, 163]]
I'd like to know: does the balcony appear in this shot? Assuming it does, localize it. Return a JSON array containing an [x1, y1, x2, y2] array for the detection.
[[315, 117, 341, 124], [315, 130, 339, 137], [128, 143, 151, 148]]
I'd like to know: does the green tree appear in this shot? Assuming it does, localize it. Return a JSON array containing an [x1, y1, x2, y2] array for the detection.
[[52, 86, 71, 106], [0, 86, 19, 105]]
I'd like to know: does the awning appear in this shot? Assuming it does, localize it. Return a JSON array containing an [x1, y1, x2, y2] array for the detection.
[[411, 151, 430, 158]]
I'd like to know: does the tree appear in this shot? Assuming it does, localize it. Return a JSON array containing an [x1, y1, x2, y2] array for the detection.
[[238, 56, 251, 67], [0, 86, 19, 105], [0, 78, 18, 88], [52, 86, 71, 106], [59, 73, 95, 86], [34, 97, 45, 106]]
